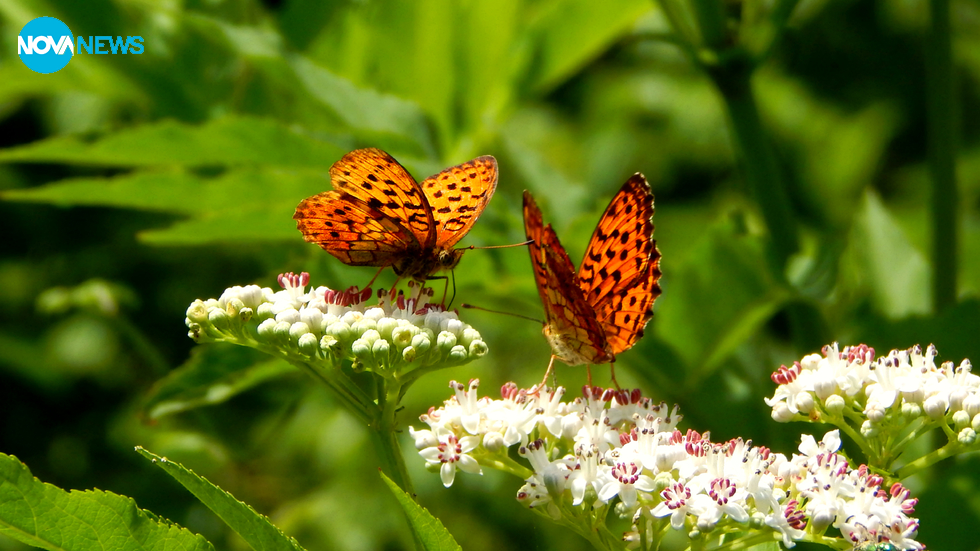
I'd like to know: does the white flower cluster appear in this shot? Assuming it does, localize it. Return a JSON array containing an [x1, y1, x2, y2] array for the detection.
[[412, 380, 923, 550], [185, 272, 487, 373], [766, 343, 979, 442]]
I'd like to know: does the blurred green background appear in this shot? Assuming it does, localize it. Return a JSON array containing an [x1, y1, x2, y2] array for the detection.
[[1, 0, 979, 549]]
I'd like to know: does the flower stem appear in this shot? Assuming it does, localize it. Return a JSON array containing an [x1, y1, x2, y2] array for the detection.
[[894, 439, 963, 480], [707, 60, 798, 267], [926, 0, 959, 313]]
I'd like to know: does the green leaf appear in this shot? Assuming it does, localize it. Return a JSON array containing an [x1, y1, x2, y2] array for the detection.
[[379, 472, 461, 551], [1, 168, 328, 246], [0, 452, 213, 551], [528, 0, 652, 92], [289, 56, 435, 155], [135, 448, 305, 551], [653, 217, 784, 383], [844, 191, 931, 318], [0, 117, 344, 168], [143, 345, 296, 419]]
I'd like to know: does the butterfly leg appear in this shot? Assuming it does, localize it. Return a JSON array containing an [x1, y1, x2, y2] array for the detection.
[[608, 361, 621, 390], [363, 266, 387, 291], [422, 275, 452, 308], [530, 355, 559, 395]]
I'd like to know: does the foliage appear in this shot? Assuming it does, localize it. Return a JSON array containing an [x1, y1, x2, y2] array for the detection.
[[1, 0, 979, 549]]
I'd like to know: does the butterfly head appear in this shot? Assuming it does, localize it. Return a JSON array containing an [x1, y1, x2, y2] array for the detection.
[[437, 248, 465, 271]]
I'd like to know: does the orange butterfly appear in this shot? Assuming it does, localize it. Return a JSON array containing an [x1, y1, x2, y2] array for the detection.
[[523, 174, 662, 389], [294, 148, 497, 285]]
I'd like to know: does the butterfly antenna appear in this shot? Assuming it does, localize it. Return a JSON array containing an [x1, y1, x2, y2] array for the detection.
[[464, 239, 534, 251], [460, 303, 543, 324]]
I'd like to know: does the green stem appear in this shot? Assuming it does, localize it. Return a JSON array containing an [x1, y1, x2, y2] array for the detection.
[[894, 439, 963, 480], [292, 360, 376, 426], [707, 60, 799, 267], [691, 0, 726, 49], [926, 0, 958, 313], [376, 379, 415, 495]]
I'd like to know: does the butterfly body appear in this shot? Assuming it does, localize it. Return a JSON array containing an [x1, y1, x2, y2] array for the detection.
[[294, 148, 497, 282], [523, 174, 662, 386]]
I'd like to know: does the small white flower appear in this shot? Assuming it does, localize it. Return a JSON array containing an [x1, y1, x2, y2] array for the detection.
[[418, 433, 482, 487]]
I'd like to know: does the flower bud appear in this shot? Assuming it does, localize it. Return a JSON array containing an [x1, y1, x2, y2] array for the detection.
[[208, 307, 232, 330], [412, 333, 432, 355], [448, 345, 468, 363], [924, 394, 949, 420], [484, 431, 505, 453], [950, 388, 970, 413], [289, 321, 311, 341], [902, 401, 923, 419], [376, 317, 399, 340], [469, 339, 488, 358], [771, 402, 794, 423], [256, 302, 276, 320], [795, 392, 814, 414], [860, 420, 878, 438], [402, 346, 417, 363], [972, 413, 980, 433], [391, 325, 416, 349], [963, 394, 980, 417], [325, 321, 352, 343], [952, 410, 971, 430], [824, 395, 846, 415], [256, 318, 277, 340], [437, 331, 457, 352], [238, 307, 253, 323], [373, 338, 391, 364], [813, 374, 837, 400], [273, 320, 292, 340], [958, 428, 976, 445], [865, 402, 886, 423], [186, 300, 209, 323], [298, 333, 319, 355], [275, 307, 301, 325]]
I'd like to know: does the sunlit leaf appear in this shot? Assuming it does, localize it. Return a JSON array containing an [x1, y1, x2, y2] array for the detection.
[[379, 472, 461, 551], [0, 117, 344, 168], [136, 448, 305, 551], [0, 452, 214, 551]]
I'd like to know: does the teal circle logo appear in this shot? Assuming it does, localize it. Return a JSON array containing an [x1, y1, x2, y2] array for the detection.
[[18, 17, 74, 74]]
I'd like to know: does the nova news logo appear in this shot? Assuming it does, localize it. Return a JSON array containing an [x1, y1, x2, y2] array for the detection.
[[18, 16, 144, 74]]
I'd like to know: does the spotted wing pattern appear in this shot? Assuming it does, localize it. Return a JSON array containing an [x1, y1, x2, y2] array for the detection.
[[577, 174, 662, 355], [323, 148, 433, 241], [294, 148, 496, 278], [293, 189, 421, 266], [523, 174, 660, 366], [421, 156, 498, 250], [523, 191, 612, 366]]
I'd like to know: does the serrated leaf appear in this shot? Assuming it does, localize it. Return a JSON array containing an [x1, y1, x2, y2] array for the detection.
[[143, 345, 296, 419], [379, 472, 461, 551], [135, 448, 305, 551], [0, 452, 213, 551], [0, 117, 344, 168]]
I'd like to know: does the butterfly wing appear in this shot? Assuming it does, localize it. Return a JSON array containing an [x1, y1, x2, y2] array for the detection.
[[576, 174, 662, 355], [420, 156, 498, 250], [293, 190, 420, 266], [523, 191, 611, 365], [328, 148, 435, 243]]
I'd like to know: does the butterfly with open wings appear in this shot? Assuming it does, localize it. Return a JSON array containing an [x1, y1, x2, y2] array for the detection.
[[294, 148, 498, 287]]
